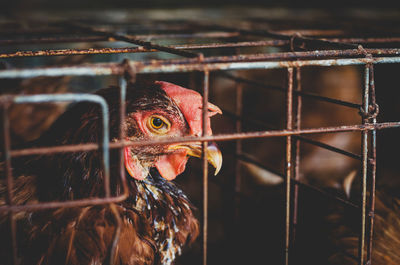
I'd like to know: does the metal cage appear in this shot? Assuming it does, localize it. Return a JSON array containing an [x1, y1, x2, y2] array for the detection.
[[1, 9, 400, 265]]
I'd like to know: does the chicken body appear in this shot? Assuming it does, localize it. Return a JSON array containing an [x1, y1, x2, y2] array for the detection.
[[0, 81, 222, 265]]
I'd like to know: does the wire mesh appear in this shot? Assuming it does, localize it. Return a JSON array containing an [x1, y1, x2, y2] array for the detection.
[[0, 9, 400, 265]]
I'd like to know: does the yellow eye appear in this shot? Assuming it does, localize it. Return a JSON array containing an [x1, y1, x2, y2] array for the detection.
[[148, 115, 170, 134]]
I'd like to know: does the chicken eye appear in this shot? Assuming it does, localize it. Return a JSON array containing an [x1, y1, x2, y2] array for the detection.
[[151, 117, 163, 128], [148, 115, 170, 134]]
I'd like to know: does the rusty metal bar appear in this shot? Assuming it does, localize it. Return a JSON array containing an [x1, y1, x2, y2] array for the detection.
[[366, 64, 377, 264], [326, 37, 400, 45], [141, 48, 400, 66], [12, 93, 111, 197], [0, 63, 123, 79], [235, 82, 243, 202], [223, 107, 363, 161], [6, 122, 400, 159], [0, 195, 128, 212], [134, 56, 400, 73], [172, 40, 289, 50], [107, 76, 130, 265], [285, 67, 294, 265], [2, 55, 400, 79], [0, 46, 156, 59], [1, 103, 18, 265], [359, 64, 370, 265], [292, 67, 302, 244], [202, 70, 210, 265], [0, 40, 288, 59]]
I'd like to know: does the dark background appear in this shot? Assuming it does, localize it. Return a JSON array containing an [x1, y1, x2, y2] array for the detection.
[[1, 0, 400, 12]]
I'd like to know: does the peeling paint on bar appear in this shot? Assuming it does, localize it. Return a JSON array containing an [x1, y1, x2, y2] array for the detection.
[[0, 64, 123, 78], [135, 56, 400, 73], [1, 56, 400, 79]]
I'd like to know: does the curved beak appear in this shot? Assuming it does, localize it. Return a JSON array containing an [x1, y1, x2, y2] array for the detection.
[[169, 142, 223, 175]]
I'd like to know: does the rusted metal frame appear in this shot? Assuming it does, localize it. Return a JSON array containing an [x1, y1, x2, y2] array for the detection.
[[134, 56, 400, 73], [235, 82, 243, 193], [359, 65, 370, 265], [107, 75, 130, 265], [219, 72, 361, 109], [0, 35, 110, 46], [7, 121, 400, 159], [326, 37, 400, 45], [366, 64, 377, 264], [233, 82, 243, 232], [222, 107, 363, 160], [182, 47, 400, 63], [1, 56, 400, 79], [0, 40, 288, 59], [237, 153, 360, 209], [0, 46, 157, 59], [202, 70, 210, 265], [291, 67, 302, 245], [12, 94, 111, 197], [136, 48, 400, 68], [67, 23, 203, 59], [285, 67, 294, 265], [171, 40, 290, 50], [1, 103, 18, 265], [0, 196, 131, 213], [0, 63, 123, 79]]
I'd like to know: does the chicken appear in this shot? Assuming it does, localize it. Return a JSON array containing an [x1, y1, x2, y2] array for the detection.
[[0, 81, 222, 265], [326, 189, 400, 265]]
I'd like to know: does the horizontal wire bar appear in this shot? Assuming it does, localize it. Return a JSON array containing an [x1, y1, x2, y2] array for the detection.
[[136, 48, 400, 67], [0, 54, 400, 79], [223, 109, 363, 160], [134, 56, 400, 73], [0, 62, 123, 78], [237, 153, 360, 209], [0, 39, 289, 59], [0, 194, 128, 213], [6, 122, 400, 158], [0, 46, 157, 58]]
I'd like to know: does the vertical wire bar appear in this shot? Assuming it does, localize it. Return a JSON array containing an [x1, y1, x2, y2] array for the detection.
[[366, 64, 377, 263], [292, 67, 302, 243], [359, 65, 370, 265], [285, 68, 294, 265], [234, 82, 243, 220], [1, 104, 18, 265], [202, 70, 210, 265], [119, 76, 128, 190], [107, 76, 128, 265]]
